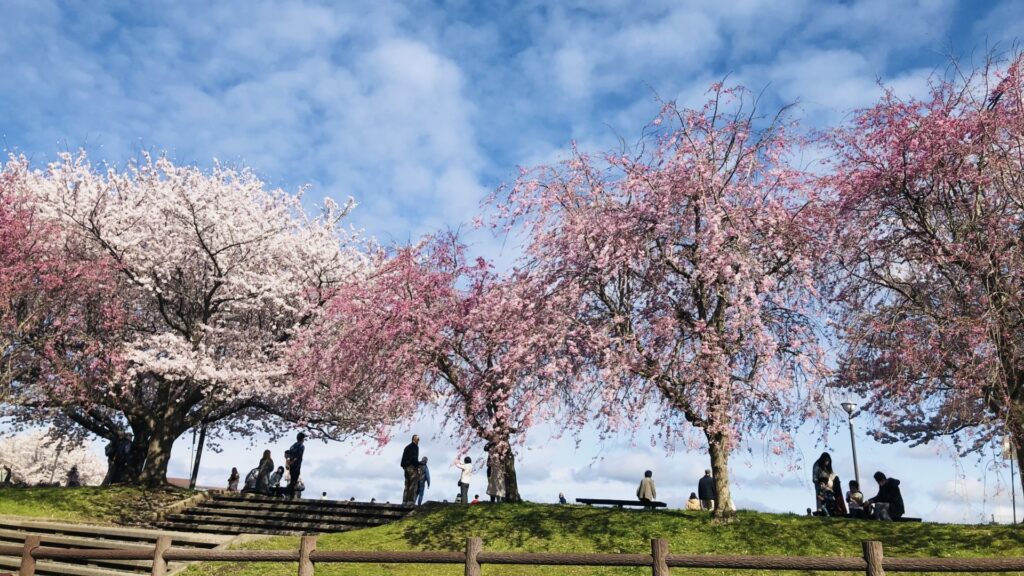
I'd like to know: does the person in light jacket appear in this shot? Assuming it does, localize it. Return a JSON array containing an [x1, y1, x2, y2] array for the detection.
[[454, 456, 473, 504], [637, 470, 657, 508]]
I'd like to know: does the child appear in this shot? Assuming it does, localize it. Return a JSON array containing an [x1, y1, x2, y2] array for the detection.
[[846, 479, 865, 518]]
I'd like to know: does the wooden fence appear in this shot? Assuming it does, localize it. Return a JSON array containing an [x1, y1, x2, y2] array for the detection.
[[4, 535, 1024, 576]]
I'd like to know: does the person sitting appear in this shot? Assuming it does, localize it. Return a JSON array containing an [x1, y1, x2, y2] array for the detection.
[[846, 480, 865, 518], [558, 492, 567, 505], [241, 467, 260, 493], [685, 492, 702, 511], [636, 470, 657, 508], [268, 466, 286, 496], [471, 494, 480, 504], [829, 476, 848, 517], [866, 471, 904, 521]]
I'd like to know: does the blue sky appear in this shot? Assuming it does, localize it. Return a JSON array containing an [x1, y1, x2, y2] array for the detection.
[[4, 0, 1024, 523]]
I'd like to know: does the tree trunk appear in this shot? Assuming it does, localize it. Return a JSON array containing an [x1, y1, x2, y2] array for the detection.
[[503, 452, 521, 503], [138, 430, 178, 487], [707, 432, 735, 521], [189, 425, 207, 490]]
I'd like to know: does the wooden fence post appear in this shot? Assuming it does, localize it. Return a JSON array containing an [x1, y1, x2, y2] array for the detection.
[[298, 535, 317, 576], [151, 536, 171, 576], [651, 538, 669, 576], [465, 537, 482, 576], [19, 535, 40, 576], [863, 540, 885, 576]]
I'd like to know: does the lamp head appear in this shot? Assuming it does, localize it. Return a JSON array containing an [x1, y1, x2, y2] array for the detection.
[[841, 401, 857, 416]]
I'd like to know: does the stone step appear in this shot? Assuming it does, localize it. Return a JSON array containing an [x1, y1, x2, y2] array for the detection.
[[154, 520, 327, 536], [163, 513, 378, 533], [200, 499, 408, 518], [180, 507, 392, 526], [213, 493, 411, 513]]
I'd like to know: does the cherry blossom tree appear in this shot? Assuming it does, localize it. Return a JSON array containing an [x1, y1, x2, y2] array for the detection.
[[0, 160, 116, 406], [494, 86, 830, 517], [0, 429, 106, 486], [826, 54, 1024, 489], [6, 152, 377, 486], [291, 235, 585, 501]]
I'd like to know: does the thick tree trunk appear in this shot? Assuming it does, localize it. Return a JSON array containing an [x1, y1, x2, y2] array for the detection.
[[503, 453, 521, 503], [138, 430, 178, 487], [707, 432, 735, 521]]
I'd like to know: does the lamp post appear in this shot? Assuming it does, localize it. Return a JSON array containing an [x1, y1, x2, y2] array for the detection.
[[841, 401, 860, 487]]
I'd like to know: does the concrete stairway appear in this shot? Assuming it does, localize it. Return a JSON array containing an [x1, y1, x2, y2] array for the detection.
[[155, 493, 415, 536], [0, 517, 232, 576]]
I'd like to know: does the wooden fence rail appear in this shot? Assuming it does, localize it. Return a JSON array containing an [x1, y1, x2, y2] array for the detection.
[[4, 535, 1024, 576]]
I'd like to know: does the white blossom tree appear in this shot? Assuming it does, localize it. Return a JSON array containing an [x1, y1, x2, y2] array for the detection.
[[0, 430, 106, 486], [5, 153, 382, 485]]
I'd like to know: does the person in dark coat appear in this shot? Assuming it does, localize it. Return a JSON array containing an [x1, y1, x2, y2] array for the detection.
[[416, 457, 431, 506], [284, 432, 306, 496], [866, 471, 905, 520], [697, 469, 716, 511], [400, 435, 420, 505]]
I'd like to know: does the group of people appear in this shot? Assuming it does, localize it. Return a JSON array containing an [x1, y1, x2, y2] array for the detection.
[[400, 435, 433, 505], [230, 432, 307, 499], [685, 470, 718, 510], [812, 452, 905, 520], [401, 435, 512, 505]]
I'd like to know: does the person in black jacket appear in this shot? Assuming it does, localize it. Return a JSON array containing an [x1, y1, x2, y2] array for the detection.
[[400, 435, 420, 505], [697, 469, 716, 511], [866, 471, 905, 520], [284, 432, 306, 497]]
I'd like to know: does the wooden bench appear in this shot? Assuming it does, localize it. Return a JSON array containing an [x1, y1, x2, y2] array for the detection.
[[895, 516, 922, 522], [575, 498, 667, 508]]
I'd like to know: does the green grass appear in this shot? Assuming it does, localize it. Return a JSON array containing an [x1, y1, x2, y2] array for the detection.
[[0, 485, 193, 525], [181, 504, 1024, 576]]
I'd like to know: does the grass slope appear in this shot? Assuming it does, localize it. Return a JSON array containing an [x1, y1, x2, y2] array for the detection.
[[0, 486, 193, 525], [182, 504, 1024, 576]]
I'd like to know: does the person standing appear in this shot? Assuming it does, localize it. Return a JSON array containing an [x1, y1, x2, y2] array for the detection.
[[255, 450, 274, 494], [697, 469, 716, 511], [416, 457, 431, 506], [811, 452, 834, 514], [401, 435, 420, 505], [227, 468, 240, 492], [454, 456, 473, 504], [637, 470, 657, 507], [284, 432, 306, 497], [486, 447, 506, 503]]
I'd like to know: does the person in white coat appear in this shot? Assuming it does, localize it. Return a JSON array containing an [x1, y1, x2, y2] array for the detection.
[[454, 456, 473, 504]]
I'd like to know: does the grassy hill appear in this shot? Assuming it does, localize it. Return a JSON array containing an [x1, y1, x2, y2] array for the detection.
[[181, 503, 1024, 576], [0, 485, 192, 525]]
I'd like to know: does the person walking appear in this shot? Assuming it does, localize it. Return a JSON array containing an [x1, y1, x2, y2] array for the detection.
[[416, 457, 431, 506], [284, 432, 306, 497], [637, 470, 657, 508], [401, 435, 420, 505], [697, 469, 716, 511], [454, 456, 473, 504], [227, 468, 240, 492]]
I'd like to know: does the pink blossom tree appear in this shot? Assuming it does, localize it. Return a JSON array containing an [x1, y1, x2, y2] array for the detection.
[[495, 86, 830, 517], [0, 429, 107, 486], [6, 152, 380, 485], [826, 54, 1024, 489], [291, 235, 585, 501], [0, 161, 116, 407]]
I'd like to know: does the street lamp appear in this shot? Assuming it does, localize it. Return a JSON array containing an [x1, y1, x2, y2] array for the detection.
[[841, 401, 861, 487]]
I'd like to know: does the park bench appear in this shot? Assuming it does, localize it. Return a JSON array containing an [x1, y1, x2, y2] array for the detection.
[[575, 498, 667, 508]]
